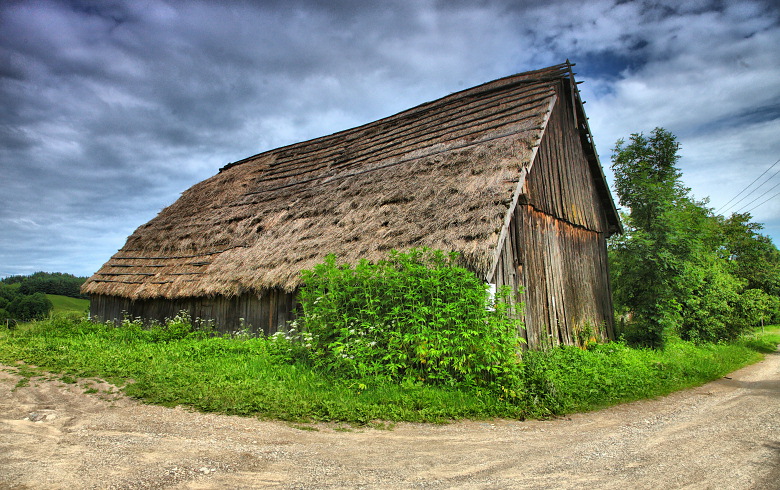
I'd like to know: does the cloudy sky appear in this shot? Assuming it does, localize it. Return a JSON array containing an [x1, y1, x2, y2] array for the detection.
[[1, 0, 779, 278]]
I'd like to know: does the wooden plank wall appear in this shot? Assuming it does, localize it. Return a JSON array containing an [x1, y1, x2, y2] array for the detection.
[[493, 206, 614, 348], [513, 206, 613, 347], [523, 83, 609, 233], [491, 210, 528, 344], [493, 83, 615, 348], [89, 289, 298, 335]]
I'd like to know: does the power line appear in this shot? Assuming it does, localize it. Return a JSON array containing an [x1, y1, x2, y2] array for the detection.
[[734, 177, 780, 214], [716, 158, 780, 214], [744, 190, 780, 215], [721, 165, 780, 214]]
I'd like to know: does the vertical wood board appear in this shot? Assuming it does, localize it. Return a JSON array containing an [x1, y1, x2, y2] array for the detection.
[[89, 289, 299, 335]]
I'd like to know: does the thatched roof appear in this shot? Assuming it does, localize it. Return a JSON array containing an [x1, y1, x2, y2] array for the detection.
[[83, 62, 616, 300]]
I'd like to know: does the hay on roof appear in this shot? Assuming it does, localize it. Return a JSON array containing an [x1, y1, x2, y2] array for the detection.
[[84, 69, 556, 300]]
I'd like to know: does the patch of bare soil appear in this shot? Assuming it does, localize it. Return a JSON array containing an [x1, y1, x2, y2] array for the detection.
[[1, 351, 778, 489]]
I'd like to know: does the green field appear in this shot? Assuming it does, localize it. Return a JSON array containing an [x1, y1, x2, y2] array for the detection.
[[46, 294, 89, 314]]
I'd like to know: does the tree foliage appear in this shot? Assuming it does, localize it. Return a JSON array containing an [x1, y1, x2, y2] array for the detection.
[[718, 213, 780, 296], [1, 272, 88, 299], [0, 272, 84, 322], [609, 128, 780, 347], [0, 286, 52, 322]]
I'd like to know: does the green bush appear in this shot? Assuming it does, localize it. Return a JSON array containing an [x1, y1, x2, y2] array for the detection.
[[0, 284, 53, 321], [147, 312, 212, 342], [297, 248, 525, 393], [9, 292, 53, 321]]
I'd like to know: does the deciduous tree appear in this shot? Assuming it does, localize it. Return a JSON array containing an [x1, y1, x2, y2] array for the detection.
[[608, 128, 776, 346]]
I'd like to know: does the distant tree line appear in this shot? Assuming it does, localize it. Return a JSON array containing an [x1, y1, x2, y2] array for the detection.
[[1, 272, 88, 299], [609, 128, 780, 348], [0, 272, 88, 323]]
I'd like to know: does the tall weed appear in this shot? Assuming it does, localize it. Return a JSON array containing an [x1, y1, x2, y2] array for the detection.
[[298, 248, 524, 393]]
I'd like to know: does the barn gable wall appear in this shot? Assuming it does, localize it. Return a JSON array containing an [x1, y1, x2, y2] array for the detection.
[[492, 89, 615, 347], [499, 206, 614, 346]]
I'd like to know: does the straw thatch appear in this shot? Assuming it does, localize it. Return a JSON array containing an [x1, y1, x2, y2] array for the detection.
[[83, 62, 621, 339]]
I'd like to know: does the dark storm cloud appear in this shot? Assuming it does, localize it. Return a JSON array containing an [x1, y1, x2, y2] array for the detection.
[[0, 0, 476, 276], [1, 0, 778, 277]]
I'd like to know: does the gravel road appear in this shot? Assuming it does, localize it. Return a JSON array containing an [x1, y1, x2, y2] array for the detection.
[[1, 350, 778, 489]]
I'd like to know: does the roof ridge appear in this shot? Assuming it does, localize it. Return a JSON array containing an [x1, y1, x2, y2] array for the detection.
[[220, 63, 572, 173]]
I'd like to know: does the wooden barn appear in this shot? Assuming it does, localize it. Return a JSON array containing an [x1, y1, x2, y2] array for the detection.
[[82, 62, 621, 348]]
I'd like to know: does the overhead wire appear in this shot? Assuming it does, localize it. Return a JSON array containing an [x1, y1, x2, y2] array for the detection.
[[720, 166, 780, 214], [744, 190, 780, 215], [735, 177, 780, 213], [716, 158, 780, 214]]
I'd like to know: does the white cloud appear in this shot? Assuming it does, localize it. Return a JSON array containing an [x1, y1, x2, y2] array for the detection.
[[581, 0, 780, 239]]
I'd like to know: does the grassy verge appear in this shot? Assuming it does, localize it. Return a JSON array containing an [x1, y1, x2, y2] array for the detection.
[[0, 317, 777, 423], [521, 329, 779, 414], [46, 294, 89, 314]]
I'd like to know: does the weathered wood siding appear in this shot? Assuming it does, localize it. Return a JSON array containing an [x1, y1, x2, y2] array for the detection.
[[89, 289, 297, 335], [523, 83, 610, 233], [493, 206, 614, 348], [493, 85, 615, 348]]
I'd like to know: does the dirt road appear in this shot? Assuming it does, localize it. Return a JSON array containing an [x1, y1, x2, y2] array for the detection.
[[1, 351, 778, 489]]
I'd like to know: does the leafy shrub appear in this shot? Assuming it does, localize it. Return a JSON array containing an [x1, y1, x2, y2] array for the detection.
[[265, 329, 314, 364], [297, 248, 525, 392], [0, 284, 53, 321], [677, 261, 745, 343]]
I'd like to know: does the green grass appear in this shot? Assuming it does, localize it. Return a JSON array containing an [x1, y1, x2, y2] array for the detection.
[[520, 334, 774, 414], [0, 317, 777, 423], [46, 294, 89, 314]]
